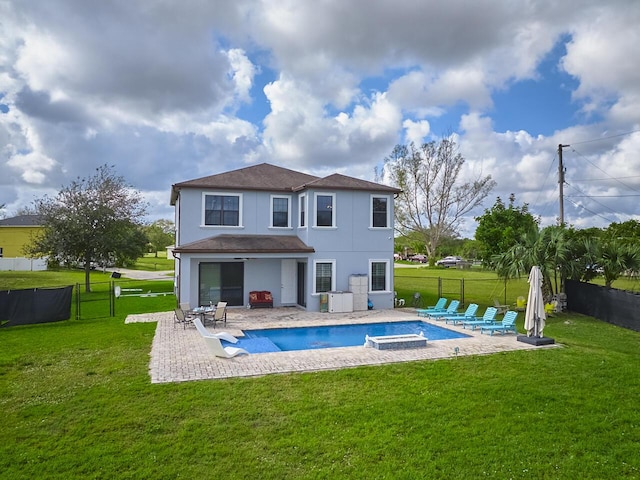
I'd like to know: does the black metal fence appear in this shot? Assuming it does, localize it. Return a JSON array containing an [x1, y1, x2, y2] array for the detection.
[[566, 279, 640, 332], [75, 278, 175, 320], [0, 279, 175, 325], [395, 274, 527, 309]]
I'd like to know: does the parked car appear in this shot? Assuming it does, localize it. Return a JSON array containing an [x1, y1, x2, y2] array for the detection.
[[435, 255, 463, 267], [409, 254, 428, 263]]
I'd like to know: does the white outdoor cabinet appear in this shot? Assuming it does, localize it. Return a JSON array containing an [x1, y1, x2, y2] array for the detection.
[[328, 291, 354, 313], [349, 275, 368, 311]]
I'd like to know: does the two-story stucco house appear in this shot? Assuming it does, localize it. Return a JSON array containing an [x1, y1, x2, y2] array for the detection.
[[170, 163, 401, 311]]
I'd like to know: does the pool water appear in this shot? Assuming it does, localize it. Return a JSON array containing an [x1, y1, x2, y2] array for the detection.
[[226, 321, 470, 353]]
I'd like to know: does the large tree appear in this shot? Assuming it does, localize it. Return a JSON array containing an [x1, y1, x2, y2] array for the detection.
[[384, 138, 495, 263], [143, 219, 175, 257], [26, 165, 148, 291], [474, 194, 538, 266], [603, 219, 640, 246]]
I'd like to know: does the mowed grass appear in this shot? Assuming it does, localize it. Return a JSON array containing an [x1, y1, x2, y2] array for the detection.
[[1, 270, 639, 478], [394, 265, 531, 310], [395, 263, 640, 305], [131, 252, 174, 271]]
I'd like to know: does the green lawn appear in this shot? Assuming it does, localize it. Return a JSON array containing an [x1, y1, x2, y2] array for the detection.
[[131, 252, 174, 271], [1, 269, 639, 478], [394, 266, 531, 309]]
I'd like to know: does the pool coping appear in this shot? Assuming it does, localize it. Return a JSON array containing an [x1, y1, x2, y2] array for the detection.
[[127, 307, 560, 383]]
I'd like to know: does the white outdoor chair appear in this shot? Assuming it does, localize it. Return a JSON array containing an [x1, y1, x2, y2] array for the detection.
[[193, 317, 238, 344], [194, 319, 248, 358]]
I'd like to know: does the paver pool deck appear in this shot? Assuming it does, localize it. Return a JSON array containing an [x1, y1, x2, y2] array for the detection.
[[126, 307, 559, 383]]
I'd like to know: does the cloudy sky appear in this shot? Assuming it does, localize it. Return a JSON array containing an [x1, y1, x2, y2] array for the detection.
[[1, 0, 639, 237]]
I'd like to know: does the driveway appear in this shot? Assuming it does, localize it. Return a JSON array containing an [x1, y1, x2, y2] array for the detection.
[[106, 268, 174, 280]]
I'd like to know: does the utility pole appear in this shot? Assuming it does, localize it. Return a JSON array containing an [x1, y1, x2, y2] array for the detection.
[[558, 144, 569, 225]]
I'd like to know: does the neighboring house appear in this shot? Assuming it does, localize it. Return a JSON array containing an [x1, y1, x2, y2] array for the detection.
[[0, 215, 44, 258], [170, 163, 401, 311], [0, 215, 47, 271]]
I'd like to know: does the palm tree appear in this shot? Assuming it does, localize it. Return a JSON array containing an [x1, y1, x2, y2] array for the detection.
[[493, 225, 640, 294], [598, 240, 640, 288], [492, 226, 576, 300]]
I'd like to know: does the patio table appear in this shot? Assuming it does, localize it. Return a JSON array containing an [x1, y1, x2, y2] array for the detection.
[[192, 306, 215, 326]]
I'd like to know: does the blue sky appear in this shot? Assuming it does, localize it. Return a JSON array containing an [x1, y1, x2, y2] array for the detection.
[[1, 1, 639, 237], [492, 38, 584, 136]]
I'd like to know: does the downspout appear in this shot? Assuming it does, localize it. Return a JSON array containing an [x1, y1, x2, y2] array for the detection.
[[173, 187, 181, 304]]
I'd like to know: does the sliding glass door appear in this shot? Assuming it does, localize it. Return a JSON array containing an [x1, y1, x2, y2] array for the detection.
[[199, 262, 244, 306]]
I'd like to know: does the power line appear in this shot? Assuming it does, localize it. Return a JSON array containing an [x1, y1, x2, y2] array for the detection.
[[573, 174, 640, 182], [555, 130, 640, 226], [567, 194, 640, 198], [564, 197, 615, 224], [530, 152, 557, 221], [570, 128, 640, 146], [569, 146, 639, 193], [564, 181, 622, 218]]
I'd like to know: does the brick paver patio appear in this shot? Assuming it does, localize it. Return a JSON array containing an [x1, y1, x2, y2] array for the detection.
[[125, 307, 559, 383]]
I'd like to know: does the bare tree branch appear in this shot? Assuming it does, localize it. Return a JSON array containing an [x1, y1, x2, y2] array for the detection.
[[384, 137, 496, 261]]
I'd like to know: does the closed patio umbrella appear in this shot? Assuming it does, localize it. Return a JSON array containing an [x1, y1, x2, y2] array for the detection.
[[524, 265, 546, 337]]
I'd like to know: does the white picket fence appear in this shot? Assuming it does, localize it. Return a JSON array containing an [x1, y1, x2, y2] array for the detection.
[[0, 257, 48, 271]]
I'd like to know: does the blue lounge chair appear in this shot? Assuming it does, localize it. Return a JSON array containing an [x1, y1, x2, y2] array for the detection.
[[415, 297, 447, 316], [443, 303, 479, 325], [480, 311, 518, 335], [461, 307, 498, 330], [425, 300, 460, 319]]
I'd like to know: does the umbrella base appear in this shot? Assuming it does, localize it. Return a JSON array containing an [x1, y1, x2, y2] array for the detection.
[[517, 335, 555, 346]]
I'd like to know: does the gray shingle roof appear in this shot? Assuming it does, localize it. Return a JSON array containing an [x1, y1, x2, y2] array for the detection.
[[173, 163, 318, 193], [171, 163, 401, 204], [293, 173, 401, 193], [0, 215, 44, 226], [173, 234, 315, 254]]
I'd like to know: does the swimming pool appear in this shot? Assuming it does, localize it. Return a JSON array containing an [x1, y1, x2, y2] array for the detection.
[[227, 321, 470, 353]]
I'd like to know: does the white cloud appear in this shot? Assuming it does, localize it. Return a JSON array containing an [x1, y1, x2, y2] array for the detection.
[[262, 76, 400, 174], [7, 151, 57, 184], [562, 7, 640, 103], [0, 0, 638, 232], [403, 119, 431, 145], [226, 48, 257, 104]]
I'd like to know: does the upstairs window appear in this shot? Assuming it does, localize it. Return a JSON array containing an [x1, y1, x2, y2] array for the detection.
[[299, 194, 306, 228], [203, 193, 241, 226], [371, 195, 390, 228], [315, 193, 335, 227], [271, 195, 291, 228]]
